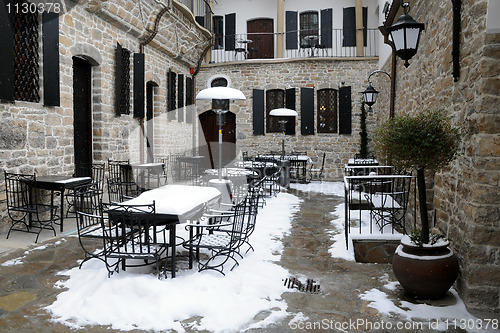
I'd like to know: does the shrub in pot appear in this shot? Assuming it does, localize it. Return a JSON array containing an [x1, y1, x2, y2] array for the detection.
[[373, 109, 461, 299]]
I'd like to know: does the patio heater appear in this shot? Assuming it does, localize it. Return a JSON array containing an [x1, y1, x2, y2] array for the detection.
[[269, 108, 298, 158], [195, 87, 246, 181], [270, 108, 298, 187]]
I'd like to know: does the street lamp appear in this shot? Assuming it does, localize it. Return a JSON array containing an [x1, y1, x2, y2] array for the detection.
[[362, 70, 391, 112], [387, 1, 425, 68], [269, 108, 298, 158], [196, 87, 246, 181]]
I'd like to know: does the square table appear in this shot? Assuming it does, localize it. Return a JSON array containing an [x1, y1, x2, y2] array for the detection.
[[119, 185, 221, 277], [26, 175, 92, 232]]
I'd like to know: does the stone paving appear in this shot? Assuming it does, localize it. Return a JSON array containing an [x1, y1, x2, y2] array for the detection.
[[0, 187, 498, 332]]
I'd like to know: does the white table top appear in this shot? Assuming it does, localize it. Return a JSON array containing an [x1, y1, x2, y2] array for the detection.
[[121, 185, 221, 221]]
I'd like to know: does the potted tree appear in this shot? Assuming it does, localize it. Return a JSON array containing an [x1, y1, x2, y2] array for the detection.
[[373, 109, 461, 299]]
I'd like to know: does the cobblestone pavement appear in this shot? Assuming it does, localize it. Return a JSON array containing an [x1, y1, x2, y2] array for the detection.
[[0, 187, 498, 333]]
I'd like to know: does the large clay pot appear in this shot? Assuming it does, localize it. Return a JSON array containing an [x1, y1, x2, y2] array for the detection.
[[392, 236, 459, 299]]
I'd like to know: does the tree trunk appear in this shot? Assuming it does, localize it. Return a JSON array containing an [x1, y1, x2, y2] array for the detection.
[[416, 168, 430, 243]]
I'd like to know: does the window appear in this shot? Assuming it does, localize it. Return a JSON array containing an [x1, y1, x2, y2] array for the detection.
[[210, 76, 229, 110], [317, 89, 338, 133], [300, 11, 319, 47], [14, 5, 40, 102], [213, 16, 224, 49], [266, 89, 285, 133]]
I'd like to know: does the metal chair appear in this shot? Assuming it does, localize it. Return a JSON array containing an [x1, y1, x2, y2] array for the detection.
[[73, 183, 107, 268], [289, 157, 308, 183], [103, 202, 169, 279], [108, 159, 140, 199], [364, 174, 413, 234], [67, 163, 105, 216], [4, 171, 58, 243], [184, 200, 247, 275], [309, 152, 326, 182]]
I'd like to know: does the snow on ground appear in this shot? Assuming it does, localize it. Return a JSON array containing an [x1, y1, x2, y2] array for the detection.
[[44, 192, 301, 333], [291, 182, 497, 333]]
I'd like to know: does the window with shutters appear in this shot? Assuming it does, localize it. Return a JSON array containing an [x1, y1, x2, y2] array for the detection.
[[213, 16, 223, 49], [317, 89, 338, 133], [266, 89, 285, 133], [300, 11, 318, 47], [13, 3, 40, 103], [343, 7, 368, 47]]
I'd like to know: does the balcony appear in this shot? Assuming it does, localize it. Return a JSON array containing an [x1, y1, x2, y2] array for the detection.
[[208, 29, 379, 64]]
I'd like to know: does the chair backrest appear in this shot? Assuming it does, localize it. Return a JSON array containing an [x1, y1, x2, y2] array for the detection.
[[107, 177, 124, 203], [73, 183, 102, 215], [228, 201, 247, 247], [4, 171, 33, 211], [91, 163, 106, 193], [108, 159, 130, 180], [74, 183, 105, 239], [104, 203, 158, 256]]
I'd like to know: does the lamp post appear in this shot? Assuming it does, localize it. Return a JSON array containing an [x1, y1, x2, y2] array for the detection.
[[269, 108, 298, 158], [362, 70, 391, 112], [387, 1, 425, 68], [196, 87, 246, 181]]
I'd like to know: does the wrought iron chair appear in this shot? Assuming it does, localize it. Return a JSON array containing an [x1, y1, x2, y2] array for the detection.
[[309, 152, 326, 182], [108, 159, 140, 199], [103, 203, 169, 279], [184, 200, 247, 275], [73, 183, 107, 268], [4, 171, 58, 243], [154, 156, 169, 186], [289, 157, 308, 183], [66, 163, 106, 216], [363, 174, 413, 234]]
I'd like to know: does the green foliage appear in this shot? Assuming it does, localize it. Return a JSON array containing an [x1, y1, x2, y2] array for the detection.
[[409, 228, 445, 246], [373, 110, 461, 171]]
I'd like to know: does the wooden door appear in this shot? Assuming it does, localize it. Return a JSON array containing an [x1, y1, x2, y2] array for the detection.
[[73, 57, 92, 177], [247, 18, 274, 59], [198, 110, 236, 169]]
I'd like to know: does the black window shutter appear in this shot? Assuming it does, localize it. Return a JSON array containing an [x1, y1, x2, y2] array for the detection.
[[167, 70, 176, 120], [320, 8, 332, 48], [285, 88, 296, 135], [0, 1, 14, 102], [253, 89, 264, 135], [363, 7, 368, 47], [285, 11, 298, 50], [185, 76, 193, 123], [115, 42, 123, 115], [342, 7, 356, 47], [225, 13, 236, 51], [133, 53, 144, 118], [301, 87, 314, 135], [178, 74, 184, 122], [338, 86, 352, 134], [42, 12, 60, 106]]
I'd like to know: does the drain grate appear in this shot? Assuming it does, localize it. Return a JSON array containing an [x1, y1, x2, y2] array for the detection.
[[283, 277, 321, 293]]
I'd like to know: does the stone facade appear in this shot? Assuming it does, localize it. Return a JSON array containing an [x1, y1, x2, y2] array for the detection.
[[373, 0, 500, 313], [196, 58, 379, 180], [0, 0, 211, 232]]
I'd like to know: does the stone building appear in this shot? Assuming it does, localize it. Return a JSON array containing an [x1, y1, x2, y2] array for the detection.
[[0, 0, 498, 314]]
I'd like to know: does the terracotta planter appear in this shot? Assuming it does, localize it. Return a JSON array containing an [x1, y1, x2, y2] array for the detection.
[[392, 236, 459, 299]]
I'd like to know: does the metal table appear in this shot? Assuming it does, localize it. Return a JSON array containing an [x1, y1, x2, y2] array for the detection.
[[120, 185, 221, 277], [26, 175, 92, 232]]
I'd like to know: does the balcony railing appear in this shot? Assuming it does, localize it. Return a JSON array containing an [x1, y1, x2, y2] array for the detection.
[[209, 29, 379, 64]]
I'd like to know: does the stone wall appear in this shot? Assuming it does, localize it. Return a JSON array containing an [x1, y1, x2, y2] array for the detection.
[[0, 0, 210, 233], [196, 58, 379, 180], [374, 0, 500, 313]]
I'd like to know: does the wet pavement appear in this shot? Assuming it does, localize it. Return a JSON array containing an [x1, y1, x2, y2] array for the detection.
[[0, 186, 498, 332]]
